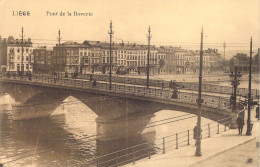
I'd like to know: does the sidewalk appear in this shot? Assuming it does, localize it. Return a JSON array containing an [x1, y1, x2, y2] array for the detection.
[[124, 114, 259, 167]]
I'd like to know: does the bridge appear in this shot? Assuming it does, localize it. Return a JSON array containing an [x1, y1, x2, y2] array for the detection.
[[0, 74, 251, 140]]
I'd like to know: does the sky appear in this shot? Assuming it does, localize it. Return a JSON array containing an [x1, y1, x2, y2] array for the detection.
[[0, 0, 259, 58]]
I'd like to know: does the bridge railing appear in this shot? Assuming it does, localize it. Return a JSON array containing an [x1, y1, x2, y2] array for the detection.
[[70, 73, 259, 97], [0, 75, 233, 110], [3, 73, 258, 97], [74, 116, 232, 167]]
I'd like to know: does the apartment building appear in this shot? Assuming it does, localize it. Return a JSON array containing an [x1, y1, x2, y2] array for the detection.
[[0, 36, 33, 74]]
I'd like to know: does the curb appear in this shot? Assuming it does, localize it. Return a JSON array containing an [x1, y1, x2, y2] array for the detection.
[[188, 136, 257, 167]]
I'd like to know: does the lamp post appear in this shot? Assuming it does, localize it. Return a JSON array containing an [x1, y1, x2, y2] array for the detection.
[[246, 37, 253, 136], [108, 20, 114, 90], [195, 27, 204, 157], [229, 67, 242, 129]]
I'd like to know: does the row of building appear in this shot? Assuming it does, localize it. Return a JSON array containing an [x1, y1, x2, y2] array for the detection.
[[0, 35, 224, 75]]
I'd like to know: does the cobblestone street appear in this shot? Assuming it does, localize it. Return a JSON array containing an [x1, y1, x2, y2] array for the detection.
[[193, 138, 259, 167]]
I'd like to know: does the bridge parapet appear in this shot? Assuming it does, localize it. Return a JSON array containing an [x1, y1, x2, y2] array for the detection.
[[12, 73, 259, 97], [70, 73, 259, 98], [0, 75, 235, 112]]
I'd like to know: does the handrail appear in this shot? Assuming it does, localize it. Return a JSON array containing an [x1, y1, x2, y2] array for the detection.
[[2, 73, 258, 97], [0, 75, 236, 110], [70, 116, 234, 167]]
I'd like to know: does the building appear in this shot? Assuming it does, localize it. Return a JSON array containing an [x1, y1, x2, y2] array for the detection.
[[52, 41, 80, 75], [52, 40, 166, 75], [186, 48, 221, 74], [33, 46, 53, 73], [49, 40, 221, 75], [0, 36, 33, 74], [159, 46, 188, 74]]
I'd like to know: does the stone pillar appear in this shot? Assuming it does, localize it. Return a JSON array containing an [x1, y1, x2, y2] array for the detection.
[[230, 110, 238, 129], [96, 114, 154, 141]]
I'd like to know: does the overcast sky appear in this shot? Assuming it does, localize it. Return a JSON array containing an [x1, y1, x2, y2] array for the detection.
[[0, 0, 259, 57]]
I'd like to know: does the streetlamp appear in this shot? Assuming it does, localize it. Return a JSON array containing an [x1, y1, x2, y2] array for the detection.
[[229, 66, 242, 129], [195, 27, 204, 157], [246, 37, 253, 136]]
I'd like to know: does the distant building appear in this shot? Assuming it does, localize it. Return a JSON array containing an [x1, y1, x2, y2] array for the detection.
[[52, 40, 165, 75], [158, 46, 178, 74], [33, 46, 53, 73], [52, 41, 79, 74], [185, 48, 221, 74], [0, 35, 33, 74]]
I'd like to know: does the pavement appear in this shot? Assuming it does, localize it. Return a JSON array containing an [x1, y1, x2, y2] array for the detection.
[[192, 137, 259, 167], [124, 109, 259, 167]]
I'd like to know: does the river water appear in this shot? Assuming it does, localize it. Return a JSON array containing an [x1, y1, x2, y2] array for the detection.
[[0, 95, 222, 167]]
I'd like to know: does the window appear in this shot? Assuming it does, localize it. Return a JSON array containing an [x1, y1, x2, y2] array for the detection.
[[17, 49, 20, 53], [10, 63, 14, 69], [17, 64, 20, 70], [10, 48, 14, 53]]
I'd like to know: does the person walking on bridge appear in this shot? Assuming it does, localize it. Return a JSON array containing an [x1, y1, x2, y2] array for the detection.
[[92, 79, 97, 88], [236, 115, 244, 135]]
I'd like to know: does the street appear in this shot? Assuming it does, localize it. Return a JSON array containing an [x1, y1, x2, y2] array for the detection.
[[193, 138, 259, 167]]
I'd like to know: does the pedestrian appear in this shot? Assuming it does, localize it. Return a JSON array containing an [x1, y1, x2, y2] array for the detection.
[[171, 87, 178, 99], [90, 74, 93, 81], [236, 116, 244, 135], [169, 80, 173, 89], [256, 105, 259, 119], [230, 94, 234, 109], [193, 125, 202, 146], [92, 79, 96, 88], [162, 81, 164, 90]]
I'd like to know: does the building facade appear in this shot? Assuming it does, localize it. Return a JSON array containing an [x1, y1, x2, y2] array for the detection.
[[0, 36, 33, 74], [33, 46, 53, 73]]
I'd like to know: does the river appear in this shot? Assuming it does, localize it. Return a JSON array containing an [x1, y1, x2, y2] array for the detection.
[[0, 95, 223, 167]]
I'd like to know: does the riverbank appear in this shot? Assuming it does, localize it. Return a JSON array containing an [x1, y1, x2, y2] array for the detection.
[[124, 109, 259, 167]]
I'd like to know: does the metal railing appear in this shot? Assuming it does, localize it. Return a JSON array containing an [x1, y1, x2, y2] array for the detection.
[[63, 73, 259, 97], [0, 74, 234, 110], [72, 117, 232, 167], [4, 73, 258, 97]]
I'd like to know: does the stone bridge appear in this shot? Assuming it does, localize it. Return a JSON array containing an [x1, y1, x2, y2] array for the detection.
[[0, 75, 244, 140], [0, 75, 234, 119]]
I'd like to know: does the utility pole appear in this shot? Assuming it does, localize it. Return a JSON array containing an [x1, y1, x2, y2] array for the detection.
[[108, 20, 114, 90], [21, 27, 24, 75], [146, 26, 152, 88], [57, 29, 61, 78], [246, 37, 253, 136], [195, 27, 204, 157], [223, 41, 226, 60]]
